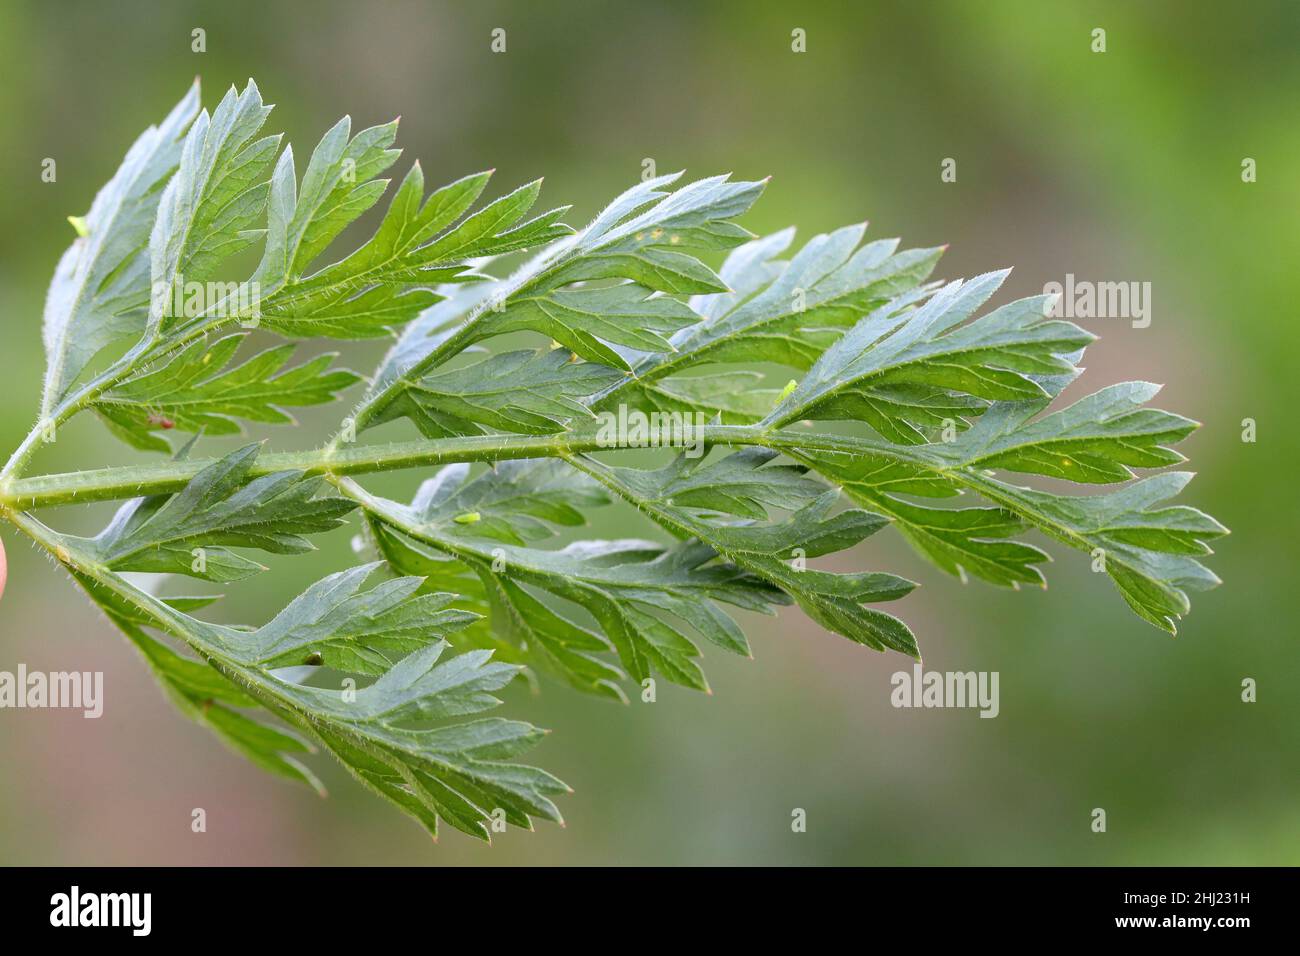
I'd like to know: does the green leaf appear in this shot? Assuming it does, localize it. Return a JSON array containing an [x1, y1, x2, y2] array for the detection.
[[52, 514, 567, 841], [618, 369, 782, 423], [70, 445, 355, 581], [345, 476, 787, 695], [545, 225, 944, 424], [206, 561, 478, 675], [816, 460, 1051, 588], [930, 380, 1198, 482], [767, 272, 1094, 429], [362, 460, 619, 693], [353, 172, 765, 430], [41, 82, 200, 416], [570, 449, 920, 657], [650, 225, 943, 378], [400, 459, 611, 546], [151, 80, 278, 333], [408, 177, 570, 263], [963, 471, 1226, 632], [542, 173, 766, 292], [472, 284, 701, 369], [256, 151, 570, 339], [95, 333, 360, 451], [776, 369, 1226, 626], [254, 114, 400, 288], [371, 347, 622, 438]]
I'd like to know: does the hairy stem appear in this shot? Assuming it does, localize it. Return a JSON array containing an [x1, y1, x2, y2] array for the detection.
[[7, 424, 923, 509]]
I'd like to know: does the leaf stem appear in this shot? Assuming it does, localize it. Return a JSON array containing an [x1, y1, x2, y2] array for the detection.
[[2, 424, 830, 509], [1, 415, 974, 517]]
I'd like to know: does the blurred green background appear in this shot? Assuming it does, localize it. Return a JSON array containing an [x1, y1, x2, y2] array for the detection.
[[0, 0, 1295, 865]]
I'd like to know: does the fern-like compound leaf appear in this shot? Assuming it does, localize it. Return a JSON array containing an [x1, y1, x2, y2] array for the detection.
[[3, 79, 1228, 840]]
